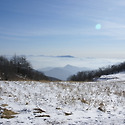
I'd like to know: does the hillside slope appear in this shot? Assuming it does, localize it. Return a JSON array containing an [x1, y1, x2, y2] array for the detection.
[[0, 78, 125, 124], [0, 55, 49, 81], [70, 61, 125, 81]]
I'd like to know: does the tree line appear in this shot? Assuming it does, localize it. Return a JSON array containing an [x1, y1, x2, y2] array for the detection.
[[69, 61, 125, 81], [0, 55, 48, 81]]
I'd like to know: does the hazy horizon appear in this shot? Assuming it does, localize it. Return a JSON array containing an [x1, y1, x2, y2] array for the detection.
[[2, 54, 125, 70]]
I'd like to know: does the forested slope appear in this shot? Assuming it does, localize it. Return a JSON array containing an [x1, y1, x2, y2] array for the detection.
[[0, 55, 48, 81], [69, 61, 125, 81]]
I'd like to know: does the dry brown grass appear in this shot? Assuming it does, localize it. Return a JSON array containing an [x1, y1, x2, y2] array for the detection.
[[33, 108, 46, 113], [1, 108, 18, 119], [35, 114, 50, 117], [1, 104, 8, 107], [0, 97, 3, 100]]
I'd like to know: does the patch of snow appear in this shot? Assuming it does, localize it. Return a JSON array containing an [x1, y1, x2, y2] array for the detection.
[[98, 72, 125, 82], [0, 80, 125, 125]]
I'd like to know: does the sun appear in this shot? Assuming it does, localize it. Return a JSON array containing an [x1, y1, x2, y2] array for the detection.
[[95, 24, 102, 30]]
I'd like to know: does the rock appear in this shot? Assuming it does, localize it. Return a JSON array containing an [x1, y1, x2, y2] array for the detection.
[[64, 112, 73, 116], [35, 115, 50, 117]]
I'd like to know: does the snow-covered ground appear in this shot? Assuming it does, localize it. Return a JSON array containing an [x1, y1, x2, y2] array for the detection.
[[98, 72, 125, 82], [0, 74, 125, 125]]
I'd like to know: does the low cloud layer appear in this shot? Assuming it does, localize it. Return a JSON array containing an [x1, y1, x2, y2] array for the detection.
[[27, 55, 125, 70], [27, 55, 75, 58]]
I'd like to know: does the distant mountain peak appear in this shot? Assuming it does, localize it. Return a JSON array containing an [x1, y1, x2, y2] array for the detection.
[[39, 64, 90, 80], [64, 64, 73, 67]]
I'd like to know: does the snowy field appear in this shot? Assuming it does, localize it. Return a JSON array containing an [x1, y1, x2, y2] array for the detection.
[[0, 73, 125, 125]]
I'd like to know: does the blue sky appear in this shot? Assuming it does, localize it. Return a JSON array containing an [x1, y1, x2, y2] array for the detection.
[[0, 0, 125, 69]]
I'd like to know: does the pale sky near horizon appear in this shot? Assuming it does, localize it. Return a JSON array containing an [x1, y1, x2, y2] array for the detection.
[[0, 0, 125, 69]]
